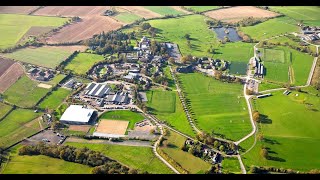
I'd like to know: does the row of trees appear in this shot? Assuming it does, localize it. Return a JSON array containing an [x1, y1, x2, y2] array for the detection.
[[250, 165, 320, 174], [195, 131, 237, 153], [19, 143, 140, 174]]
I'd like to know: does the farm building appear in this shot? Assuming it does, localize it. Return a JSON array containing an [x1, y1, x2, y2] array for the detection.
[[105, 92, 130, 105], [176, 65, 194, 73], [85, 82, 111, 98], [60, 105, 97, 125]]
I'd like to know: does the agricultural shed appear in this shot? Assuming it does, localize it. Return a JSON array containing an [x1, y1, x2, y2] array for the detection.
[[60, 105, 96, 125]]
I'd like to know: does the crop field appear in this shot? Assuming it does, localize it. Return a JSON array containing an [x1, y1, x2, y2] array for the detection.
[[160, 129, 211, 174], [0, 109, 40, 147], [184, 6, 222, 12], [114, 12, 142, 23], [39, 88, 71, 110], [178, 73, 252, 141], [0, 14, 68, 49], [142, 6, 185, 16], [66, 142, 173, 174], [270, 6, 320, 26], [99, 110, 145, 130], [3, 76, 49, 108], [239, 16, 298, 41], [263, 62, 289, 83], [229, 61, 248, 75], [116, 6, 161, 19], [33, 6, 110, 17], [242, 90, 320, 171], [0, 62, 24, 93], [204, 6, 279, 23], [46, 16, 123, 44], [0, 57, 15, 76], [1, 46, 75, 68], [146, 89, 195, 137], [64, 53, 105, 75], [222, 157, 242, 174], [0, 103, 12, 119], [0, 6, 40, 14], [263, 49, 285, 63], [213, 42, 254, 62], [16, 26, 55, 45]]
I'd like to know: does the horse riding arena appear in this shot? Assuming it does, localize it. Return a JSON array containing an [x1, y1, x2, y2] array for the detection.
[[95, 120, 129, 136]]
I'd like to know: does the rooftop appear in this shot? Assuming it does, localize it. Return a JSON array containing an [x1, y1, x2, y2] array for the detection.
[[60, 105, 95, 123]]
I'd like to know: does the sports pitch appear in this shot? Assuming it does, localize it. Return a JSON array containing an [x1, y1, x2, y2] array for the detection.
[[95, 120, 129, 135]]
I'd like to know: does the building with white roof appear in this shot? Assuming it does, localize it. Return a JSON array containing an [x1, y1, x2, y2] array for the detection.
[[60, 105, 96, 125]]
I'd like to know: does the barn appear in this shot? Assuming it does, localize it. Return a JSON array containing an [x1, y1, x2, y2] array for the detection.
[[60, 105, 97, 125]]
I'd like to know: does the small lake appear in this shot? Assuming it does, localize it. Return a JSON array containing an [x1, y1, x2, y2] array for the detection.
[[212, 27, 242, 42]]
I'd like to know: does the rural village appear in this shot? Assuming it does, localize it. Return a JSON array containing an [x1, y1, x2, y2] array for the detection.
[[0, 6, 319, 175]]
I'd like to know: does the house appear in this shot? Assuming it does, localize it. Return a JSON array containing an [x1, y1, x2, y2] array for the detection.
[[60, 105, 96, 125], [28, 68, 38, 74], [176, 65, 194, 73]]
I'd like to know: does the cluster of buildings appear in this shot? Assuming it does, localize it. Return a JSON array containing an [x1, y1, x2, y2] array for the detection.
[[251, 57, 264, 77], [185, 139, 222, 164], [300, 25, 320, 42], [63, 78, 83, 89], [89, 64, 112, 79], [197, 58, 229, 71], [27, 66, 55, 82]]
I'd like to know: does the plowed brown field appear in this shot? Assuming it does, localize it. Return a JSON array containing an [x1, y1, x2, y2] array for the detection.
[[0, 57, 15, 77], [33, 6, 110, 17], [204, 6, 280, 23], [0, 6, 40, 14], [117, 6, 161, 19], [0, 63, 24, 93]]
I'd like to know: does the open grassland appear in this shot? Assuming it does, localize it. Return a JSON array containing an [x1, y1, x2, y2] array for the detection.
[[39, 88, 71, 110], [263, 62, 289, 83], [160, 129, 211, 174], [240, 17, 299, 41], [64, 53, 104, 75], [222, 157, 242, 174], [0, 109, 39, 147], [143, 6, 185, 16], [46, 74, 66, 86], [0, 14, 67, 49], [290, 48, 314, 85], [242, 90, 320, 171], [163, 66, 176, 89], [2, 145, 92, 174], [264, 48, 285, 63], [124, 15, 218, 57], [184, 6, 221, 12], [2, 46, 74, 68], [114, 12, 142, 23], [258, 82, 283, 92], [4, 76, 49, 108], [65, 142, 173, 174], [0, 103, 12, 119], [178, 73, 251, 141], [99, 110, 144, 130], [213, 42, 254, 62], [270, 6, 320, 26], [146, 89, 195, 137]]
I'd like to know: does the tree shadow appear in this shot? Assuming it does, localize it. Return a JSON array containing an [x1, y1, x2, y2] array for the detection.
[[189, 37, 199, 41], [259, 114, 272, 124], [263, 138, 280, 145], [267, 156, 286, 162], [167, 143, 178, 148]]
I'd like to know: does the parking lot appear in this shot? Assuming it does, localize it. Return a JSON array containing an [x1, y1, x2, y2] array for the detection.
[[23, 129, 67, 146]]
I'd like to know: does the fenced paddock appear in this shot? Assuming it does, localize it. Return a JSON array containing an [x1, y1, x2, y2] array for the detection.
[[94, 120, 129, 137]]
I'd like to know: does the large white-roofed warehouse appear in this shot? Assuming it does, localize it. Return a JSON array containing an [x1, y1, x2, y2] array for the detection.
[[60, 105, 97, 125]]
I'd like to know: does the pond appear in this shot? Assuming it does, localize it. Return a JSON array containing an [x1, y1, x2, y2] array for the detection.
[[229, 61, 248, 75], [212, 27, 242, 42]]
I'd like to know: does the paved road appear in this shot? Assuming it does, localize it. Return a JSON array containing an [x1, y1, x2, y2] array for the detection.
[[237, 155, 247, 174], [307, 57, 318, 86]]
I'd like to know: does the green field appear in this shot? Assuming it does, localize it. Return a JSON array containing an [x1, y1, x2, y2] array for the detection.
[[163, 66, 176, 89], [47, 74, 66, 86], [258, 82, 283, 92], [240, 17, 299, 41], [99, 110, 145, 130], [114, 12, 142, 23], [214, 42, 254, 62], [270, 6, 320, 26], [184, 6, 221, 12], [178, 73, 252, 141], [160, 129, 211, 174], [146, 89, 195, 137], [39, 88, 71, 110], [143, 6, 185, 16], [264, 48, 285, 63], [0, 14, 68, 49], [2, 146, 92, 174], [124, 15, 218, 57], [65, 142, 173, 174], [263, 62, 289, 83], [229, 61, 248, 75], [4, 76, 49, 108], [290, 48, 314, 85], [0, 109, 40, 147], [242, 90, 320, 171], [64, 53, 104, 75], [222, 157, 242, 174], [2, 46, 73, 68], [0, 103, 12, 119]]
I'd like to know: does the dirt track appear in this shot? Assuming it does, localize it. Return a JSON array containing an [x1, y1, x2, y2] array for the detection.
[[204, 6, 279, 23]]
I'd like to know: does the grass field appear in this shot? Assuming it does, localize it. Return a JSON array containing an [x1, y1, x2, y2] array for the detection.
[[163, 66, 176, 89], [270, 6, 320, 26], [240, 17, 299, 41], [160, 129, 211, 174], [114, 12, 142, 23], [2, 146, 92, 174], [64, 53, 104, 75], [264, 48, 285, 63], [39, 88, 71, 110], [0, 109, 40, 147], [263, 62, 289, 83], [213, 42, 254, 62], [2, 46, 73, 68], [0, 14, 67, 49], [258, 82, 283, 92], [4, 76, 49, 108], [184, 6, 221, 12], [177, 73, 252, 141], [99, 110, 145, 130], [0, 103, 12, 119], [242, 90, 320, 171], [146, 89, 195, 137], [222, 157, 242, 174], [47, 74, 66, 86], [65, 142, 173, 174], [229, 61, 248, 75], [143, 6, 185, 16]]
